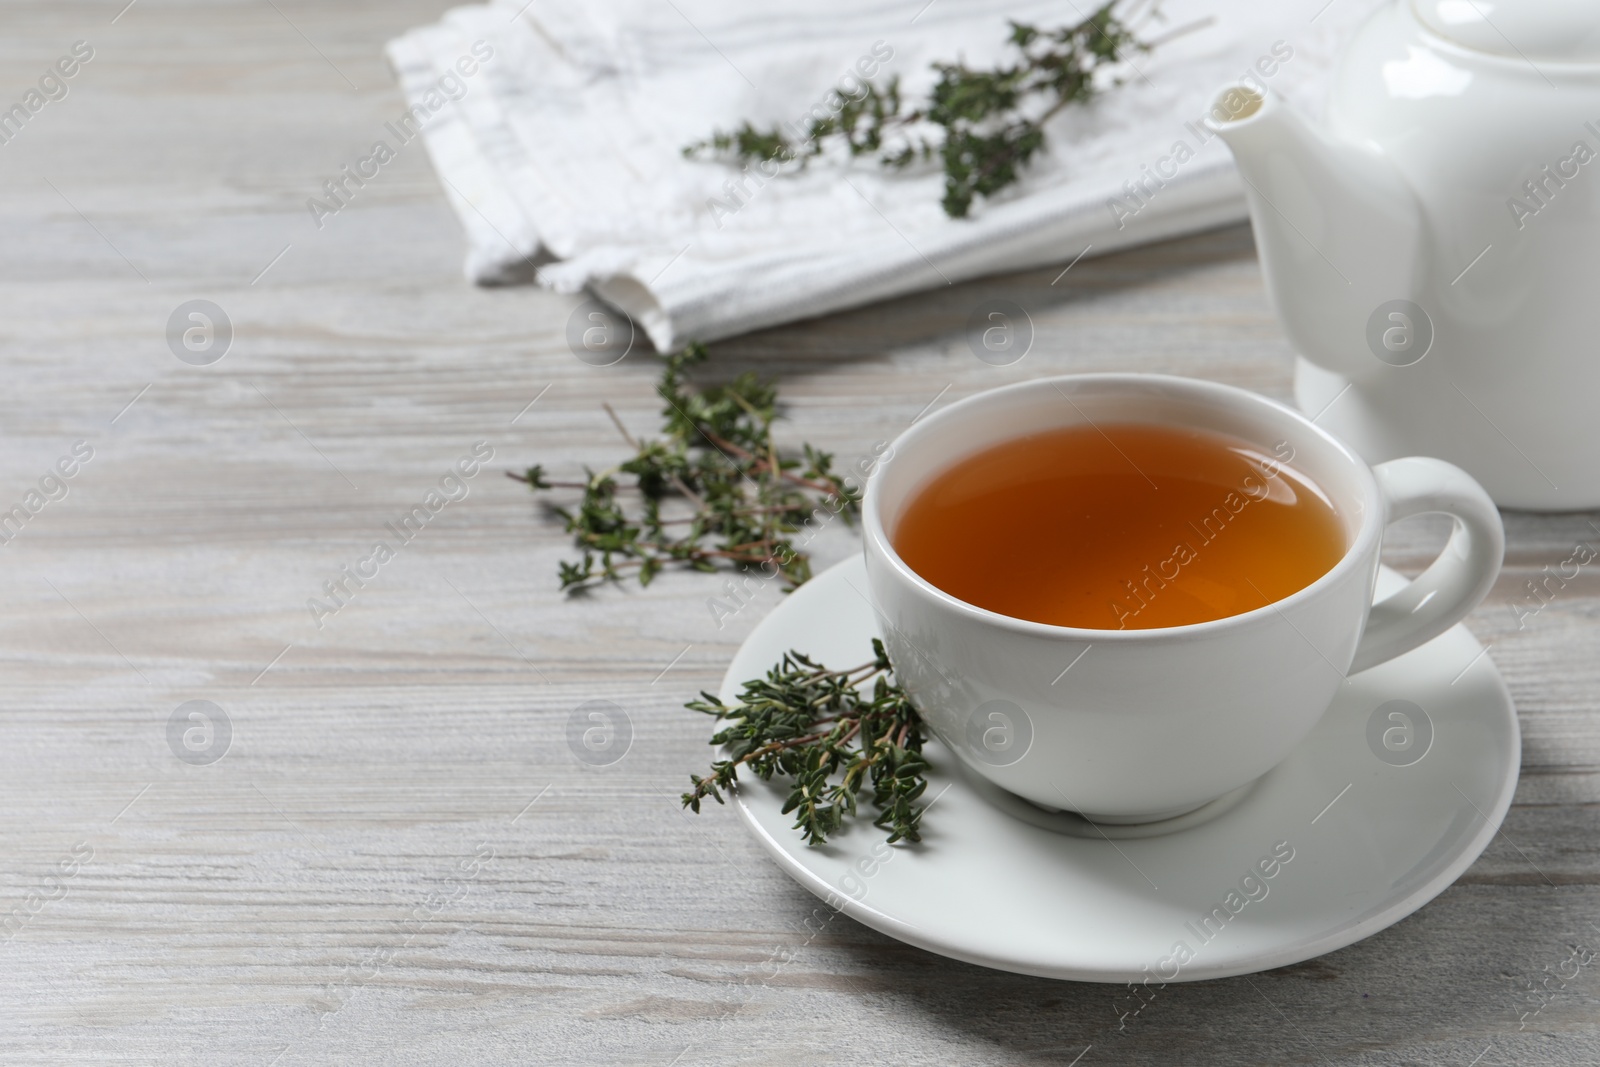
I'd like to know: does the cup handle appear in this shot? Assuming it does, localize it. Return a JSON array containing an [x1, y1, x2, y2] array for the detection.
[[1349, 456, 1504, 674]]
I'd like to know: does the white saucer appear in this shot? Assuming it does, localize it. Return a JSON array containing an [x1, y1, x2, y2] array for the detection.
[[723, 556, 1519, 983]]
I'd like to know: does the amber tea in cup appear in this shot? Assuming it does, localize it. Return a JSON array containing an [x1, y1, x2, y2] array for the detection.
[[892, 423, 1345, 629]]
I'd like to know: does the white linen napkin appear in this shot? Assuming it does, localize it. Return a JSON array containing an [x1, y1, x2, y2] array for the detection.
[[386, 0, 1383, 351]]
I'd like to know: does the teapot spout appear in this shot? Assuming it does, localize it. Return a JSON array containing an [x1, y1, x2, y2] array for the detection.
[[1207, 85, 1423, 381]]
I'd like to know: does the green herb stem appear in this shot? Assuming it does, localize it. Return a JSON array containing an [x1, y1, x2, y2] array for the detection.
[[684, 3, 1173, 218], [517, 342, 861, 592], [681, 639, 929, 846]]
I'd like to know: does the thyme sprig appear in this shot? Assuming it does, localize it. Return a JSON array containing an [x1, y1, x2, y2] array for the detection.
[[683, 638, 929, 846], [512, 343, 860, 593], [685, 2, 1168, 218]]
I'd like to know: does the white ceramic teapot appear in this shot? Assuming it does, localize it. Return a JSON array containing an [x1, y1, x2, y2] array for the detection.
[[1207, 0, 1600, 509]]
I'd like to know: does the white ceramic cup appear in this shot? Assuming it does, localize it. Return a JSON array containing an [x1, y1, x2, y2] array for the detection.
[[862, 374, 1504, 822]]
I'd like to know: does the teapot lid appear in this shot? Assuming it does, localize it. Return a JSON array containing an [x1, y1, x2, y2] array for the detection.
[[1414, 0, 1600, 62]]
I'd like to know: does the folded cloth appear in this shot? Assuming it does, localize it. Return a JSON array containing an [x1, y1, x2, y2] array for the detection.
[[386, 0, 1382, 351]]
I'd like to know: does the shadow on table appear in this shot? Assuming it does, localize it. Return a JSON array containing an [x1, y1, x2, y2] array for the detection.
[[687, 222, 1260, 375], [804, 872, 1577, 1066]]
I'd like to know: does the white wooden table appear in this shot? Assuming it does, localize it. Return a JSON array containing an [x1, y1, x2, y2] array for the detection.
[[3, 2, 1597, 1063]]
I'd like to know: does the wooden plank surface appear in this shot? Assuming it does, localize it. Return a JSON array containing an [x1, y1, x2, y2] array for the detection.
[[2, 2, 1598, 1064]]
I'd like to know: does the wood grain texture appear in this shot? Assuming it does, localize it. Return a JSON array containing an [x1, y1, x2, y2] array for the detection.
[[2, 2, 1599, 1064]]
